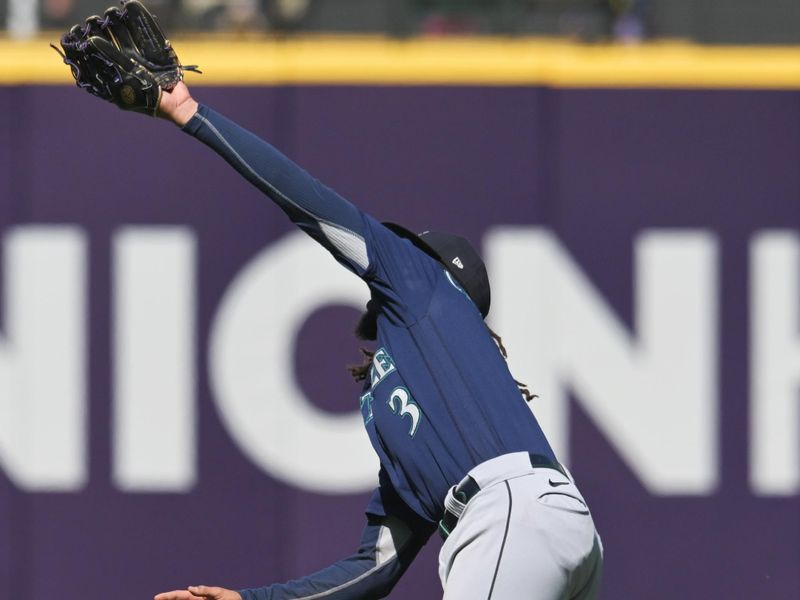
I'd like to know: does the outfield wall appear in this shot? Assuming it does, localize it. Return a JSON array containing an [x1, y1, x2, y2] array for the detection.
[[0, 40, 799, 599]]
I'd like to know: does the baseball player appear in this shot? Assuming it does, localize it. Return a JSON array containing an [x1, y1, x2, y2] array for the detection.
[[55, 5, 603, 599]]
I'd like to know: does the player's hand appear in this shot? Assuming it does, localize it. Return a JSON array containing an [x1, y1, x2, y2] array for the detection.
[[157, 80, 199, 127], [154, 585, 242, 600]]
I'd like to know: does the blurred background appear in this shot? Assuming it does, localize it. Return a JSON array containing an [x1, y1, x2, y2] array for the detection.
[[1, 1, 799, 600], [0, 0, 798, 42]]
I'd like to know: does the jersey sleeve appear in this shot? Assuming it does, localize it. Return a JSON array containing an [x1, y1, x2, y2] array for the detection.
[[237, 481, 435, 600], [183, 104, 460, 321], [359, 216, 452, 321], [183, 104, 371, 276]]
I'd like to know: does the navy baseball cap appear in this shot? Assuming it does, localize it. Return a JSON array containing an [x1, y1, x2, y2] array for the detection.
[[383, 222, 491, 318]]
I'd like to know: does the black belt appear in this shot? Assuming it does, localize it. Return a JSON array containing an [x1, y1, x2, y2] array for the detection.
[[438, 453, 566, 540]]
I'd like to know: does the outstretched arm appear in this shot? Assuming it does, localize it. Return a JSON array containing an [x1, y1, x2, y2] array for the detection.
[[160, 82, 371, 277], [240, 514, 431, 600], [154, 513, 434, 600]]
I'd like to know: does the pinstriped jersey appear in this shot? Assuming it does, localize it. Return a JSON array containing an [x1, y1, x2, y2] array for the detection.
[[355, 214, 556, 522]]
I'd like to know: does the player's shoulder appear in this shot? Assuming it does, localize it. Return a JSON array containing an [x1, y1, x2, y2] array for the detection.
[[362, 215, 442, 274]]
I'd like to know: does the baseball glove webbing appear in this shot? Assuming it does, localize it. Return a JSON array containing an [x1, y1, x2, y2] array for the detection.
[[52, 0, 200, 115]]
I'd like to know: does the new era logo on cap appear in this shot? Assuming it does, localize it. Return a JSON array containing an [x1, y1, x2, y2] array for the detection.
[[451, 257, 464, 269]]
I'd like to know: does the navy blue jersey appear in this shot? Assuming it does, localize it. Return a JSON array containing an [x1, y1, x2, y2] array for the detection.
[[185, 105, 556, 599], [356, 215, 555, 522]]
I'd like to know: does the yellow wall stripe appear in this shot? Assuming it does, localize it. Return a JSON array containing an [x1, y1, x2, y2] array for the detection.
[[5, 35, 800, 89]]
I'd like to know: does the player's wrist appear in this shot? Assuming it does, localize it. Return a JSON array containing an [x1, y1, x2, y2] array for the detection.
[[157, 83, 199, 126], [170, 96, 199, 127]]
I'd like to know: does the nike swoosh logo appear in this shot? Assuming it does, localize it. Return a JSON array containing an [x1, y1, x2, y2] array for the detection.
[[548, 479, 569, 487]]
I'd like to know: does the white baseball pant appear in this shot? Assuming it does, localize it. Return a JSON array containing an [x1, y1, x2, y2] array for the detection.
[[438, 452, 603, 599]]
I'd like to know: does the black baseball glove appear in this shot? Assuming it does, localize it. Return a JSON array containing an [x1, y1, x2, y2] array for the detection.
[[52, 1, 199, 116]]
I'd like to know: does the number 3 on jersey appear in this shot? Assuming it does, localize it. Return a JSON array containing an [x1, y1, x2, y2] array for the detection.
[[388, 387, 421, 437]]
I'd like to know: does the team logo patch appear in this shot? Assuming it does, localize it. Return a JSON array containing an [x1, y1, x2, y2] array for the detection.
[[120, 84, 136, 105]]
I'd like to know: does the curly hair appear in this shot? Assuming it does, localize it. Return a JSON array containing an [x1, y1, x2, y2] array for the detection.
[[348, 347, 375, 382], [486, 326, 537, 402]]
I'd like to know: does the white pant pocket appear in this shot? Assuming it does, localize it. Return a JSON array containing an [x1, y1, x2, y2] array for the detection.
[[537, 491, 590, 515]]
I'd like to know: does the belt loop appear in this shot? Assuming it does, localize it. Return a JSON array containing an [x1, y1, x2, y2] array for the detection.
[[529, 453, 568, 479], [444, 485, 467, 520], [439, 476, 481, 540]]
